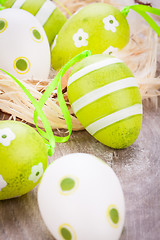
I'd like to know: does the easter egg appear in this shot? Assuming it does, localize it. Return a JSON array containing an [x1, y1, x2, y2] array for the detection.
[[67, 54, 143, 149], [51, 3, 130, 70], [0, 121, 48, 200], [38, 153, 125, 240], [3, 0, 67, 45], [0, 8, 50, 80]]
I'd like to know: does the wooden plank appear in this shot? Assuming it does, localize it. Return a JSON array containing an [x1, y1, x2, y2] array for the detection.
[[0, 98, 160, 240], [114, 100, 160, 240]]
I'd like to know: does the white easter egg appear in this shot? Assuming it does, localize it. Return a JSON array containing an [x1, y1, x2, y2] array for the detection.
[[0, 8, 50, 80], [38, 153, 125, 240]]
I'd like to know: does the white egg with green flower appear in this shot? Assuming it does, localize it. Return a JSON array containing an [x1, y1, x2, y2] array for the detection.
[[0, 8, 50, 80]]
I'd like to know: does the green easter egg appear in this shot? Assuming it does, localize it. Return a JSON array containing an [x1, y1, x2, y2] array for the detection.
[[3, 0, 67, 45], [67, 54, 143, 149], [51, 3, 130, 70], [0, 121, 48, 200]]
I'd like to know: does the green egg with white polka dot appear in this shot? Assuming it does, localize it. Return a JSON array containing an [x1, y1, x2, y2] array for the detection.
[[2, 0, 67, 45], [0, 121, 48, 200], [51, 3, 130, 70], [67, 54, 143, 149]]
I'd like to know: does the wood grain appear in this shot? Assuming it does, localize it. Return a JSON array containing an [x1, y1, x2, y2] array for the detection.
[[0, 98, 160, 240]]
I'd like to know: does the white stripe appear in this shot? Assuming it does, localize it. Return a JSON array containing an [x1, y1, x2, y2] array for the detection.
[[86, 104, 143, 135], [68, 58, 123, 87], [11, 0, 26, 8], [35, 0, 56, 26], [72, 77, 138, 114]]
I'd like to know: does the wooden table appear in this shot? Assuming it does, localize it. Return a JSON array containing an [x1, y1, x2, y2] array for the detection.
[[0, 98, 160, 240]]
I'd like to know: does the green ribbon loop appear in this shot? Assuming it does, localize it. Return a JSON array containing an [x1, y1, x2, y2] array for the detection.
[[33, 50, 92, 144], [0, 50, 92, 156], [0, 68, 56, 156], [121, 5, 160, 37]]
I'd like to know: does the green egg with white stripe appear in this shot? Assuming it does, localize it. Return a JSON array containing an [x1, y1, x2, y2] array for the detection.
[[67, 54, 143, 149], [3, 0, 67, 45]]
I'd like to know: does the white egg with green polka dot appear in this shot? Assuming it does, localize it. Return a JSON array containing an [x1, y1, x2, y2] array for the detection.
[[0, 8, 50, 80], [38, 153, 125, 240]]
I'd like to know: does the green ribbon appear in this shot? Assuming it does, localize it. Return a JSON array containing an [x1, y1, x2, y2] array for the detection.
[[0, 50, 92, 156], [121, 4, 160, 37]]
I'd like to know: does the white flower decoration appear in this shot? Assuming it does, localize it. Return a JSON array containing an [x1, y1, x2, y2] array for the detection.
[[28, 163, 43, 183], [0, 175, 7, 191], [103, 46, 118, 55], [0, 128, 16, 146], [103, 15, 119, 33], [51, 35, 58, 51], [73, 29, 89, 48]]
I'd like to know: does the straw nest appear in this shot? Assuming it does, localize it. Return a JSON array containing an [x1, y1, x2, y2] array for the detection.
[[0, 0, 160, 130]]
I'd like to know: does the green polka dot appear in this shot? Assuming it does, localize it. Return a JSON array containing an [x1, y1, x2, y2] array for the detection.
[[2, 135, 7, 139], [61, 228, 72, 240], [33, 29, 41, 40], [110, 208, 119, 224], [60, 178, 75, 191], [16, 59, 28, 72], [0, 20, 5, 31]]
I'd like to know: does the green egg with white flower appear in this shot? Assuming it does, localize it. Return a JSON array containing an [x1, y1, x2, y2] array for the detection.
[[3, 0, 67, 45], [0, 121, 48, 200], [51, 3, 130, 70], [67, 54, 143, 149]]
